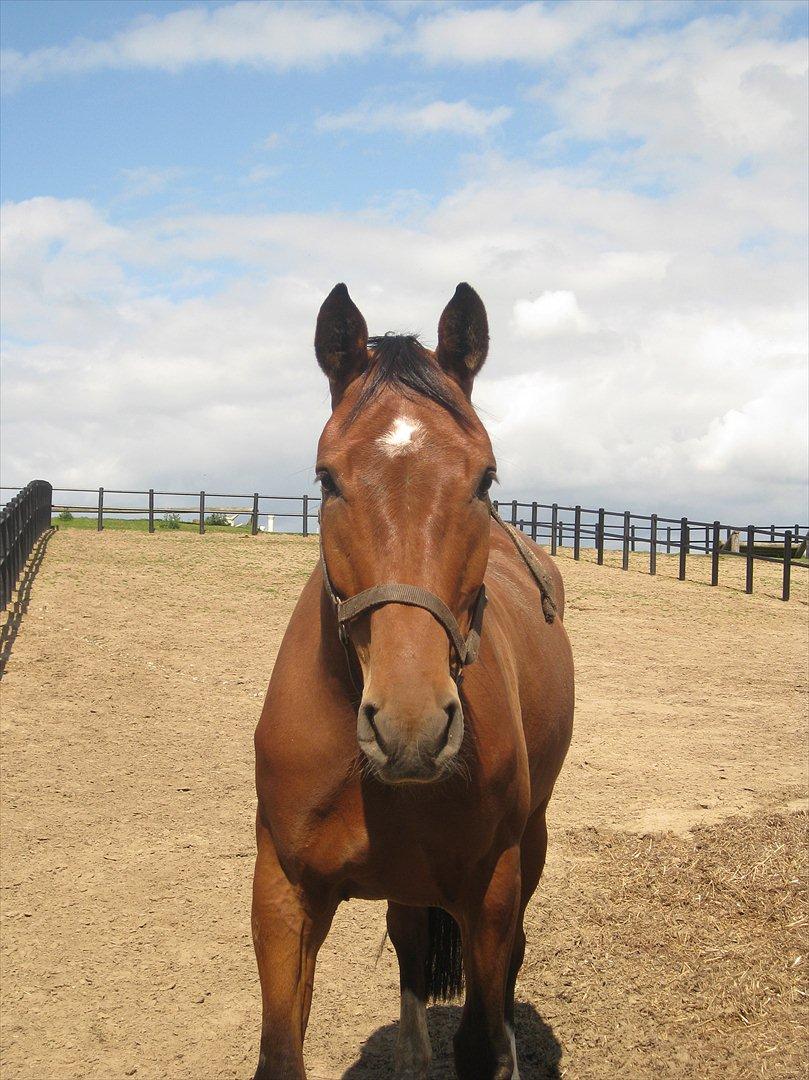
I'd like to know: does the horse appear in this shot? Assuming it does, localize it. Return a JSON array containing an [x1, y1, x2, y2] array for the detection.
[[252, 283, 574, 1080]]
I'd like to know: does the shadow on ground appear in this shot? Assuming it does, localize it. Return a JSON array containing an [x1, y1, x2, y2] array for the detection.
[[342, 1001, 561, 1078], [0, 527, 55, 678]]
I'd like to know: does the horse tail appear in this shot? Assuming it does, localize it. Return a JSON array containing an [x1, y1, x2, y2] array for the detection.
[[425, 907, 464, 1002]]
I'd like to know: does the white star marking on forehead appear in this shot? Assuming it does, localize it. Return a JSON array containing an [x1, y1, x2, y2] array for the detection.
[[377, 416, 423, 455]]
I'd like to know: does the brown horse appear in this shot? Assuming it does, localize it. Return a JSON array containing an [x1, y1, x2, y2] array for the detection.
[[252, 283, 574, 1080]]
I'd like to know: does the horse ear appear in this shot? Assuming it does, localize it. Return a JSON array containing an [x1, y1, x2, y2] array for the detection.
[[436, 282, 489, 397], [314, 283, 369, 406]]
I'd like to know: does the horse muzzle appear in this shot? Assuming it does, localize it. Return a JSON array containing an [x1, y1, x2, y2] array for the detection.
[[356, 691, 464, 784]]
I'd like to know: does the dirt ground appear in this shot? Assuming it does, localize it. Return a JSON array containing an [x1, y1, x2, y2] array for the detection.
[[1, 529, 806, 1079]]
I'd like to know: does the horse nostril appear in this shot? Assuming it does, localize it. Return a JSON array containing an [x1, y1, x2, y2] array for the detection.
[[438, 702, 457, 753], [363, 703, 389, 754]]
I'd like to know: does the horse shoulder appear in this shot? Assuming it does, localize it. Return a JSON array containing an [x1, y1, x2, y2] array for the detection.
[[483, 525, 574, 809], [255, 567, 364, 869]]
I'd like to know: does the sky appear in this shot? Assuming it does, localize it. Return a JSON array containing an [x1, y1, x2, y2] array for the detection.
[[1, 0, 807, 525]]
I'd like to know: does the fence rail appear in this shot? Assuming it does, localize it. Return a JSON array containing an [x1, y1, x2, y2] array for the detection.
[[1, 485, 806, 602], [0, 486, 322, 537], [1, 481, 53, 610], [491, 499, 808, 603]]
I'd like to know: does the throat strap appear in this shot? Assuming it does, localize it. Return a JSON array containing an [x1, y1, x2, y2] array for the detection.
[[489, 504, 557, 624]]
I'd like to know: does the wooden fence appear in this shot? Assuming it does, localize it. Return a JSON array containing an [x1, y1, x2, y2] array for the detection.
[[0, 486, 320, 536], [0, 481, 53, 611], [492, 499, 808, 603], [1, 484, 806, 603]]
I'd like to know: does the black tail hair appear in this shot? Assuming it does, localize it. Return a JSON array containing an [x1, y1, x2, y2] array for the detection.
[[425, 907, 464, 1002]]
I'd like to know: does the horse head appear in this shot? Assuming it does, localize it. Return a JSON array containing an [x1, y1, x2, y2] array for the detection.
[[314, 283, 495, 784]]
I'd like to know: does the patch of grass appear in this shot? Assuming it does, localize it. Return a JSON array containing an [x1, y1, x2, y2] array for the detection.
[[52, 515, 253, 534]]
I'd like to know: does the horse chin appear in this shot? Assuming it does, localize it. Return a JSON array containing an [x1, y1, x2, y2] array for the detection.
[[368, 758, 452, 787]]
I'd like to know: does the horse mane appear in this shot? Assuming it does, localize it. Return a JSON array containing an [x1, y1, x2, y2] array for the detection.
[[344, 333, 472, 429]]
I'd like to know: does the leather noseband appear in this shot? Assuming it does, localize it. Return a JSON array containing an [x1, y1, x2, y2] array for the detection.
[[319, 540, 486, 682], [318, 502, 556, 688]]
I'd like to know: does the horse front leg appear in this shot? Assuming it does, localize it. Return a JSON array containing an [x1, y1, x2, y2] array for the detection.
[[251, 816, 336, 1080], [386, 902, 432, 1079], [506, 805, 548, 1033], [454, 845, 522, 1080]]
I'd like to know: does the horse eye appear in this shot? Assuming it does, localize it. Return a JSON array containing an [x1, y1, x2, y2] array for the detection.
[[317, 470, 339, 498], [476, 470, 497, 499]]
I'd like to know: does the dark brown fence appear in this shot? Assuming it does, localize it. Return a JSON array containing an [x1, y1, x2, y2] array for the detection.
[[0, 486, 322, 537], [1, 484, 805, 603], [492, 499, 808, 602], [1, 481, 53, 611]]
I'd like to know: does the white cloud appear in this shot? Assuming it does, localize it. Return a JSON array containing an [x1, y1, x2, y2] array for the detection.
[[2, 173, 806, 525], [119, 166, 188, 200], [693, 373, 807, 484], [244, 164, 281, 185], [318, 100, 511, 137], [530, 16, 808, 196], [1, 2, 391, 90], [412, 0, 642, 64], [512, 291, 591, 338], [1, 5, 806, 525]]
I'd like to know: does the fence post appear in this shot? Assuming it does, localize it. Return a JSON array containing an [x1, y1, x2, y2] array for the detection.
[[597, 508, 605, 565], [782, 530, 792, 601], [29, 485, 36, 552], [630, 524, 636, 552], [251, 493, 259, 535], [573, 505, 581, 560], [530, 502, 538, 542], [650, 513, 657, 575], [679, 517, 688, 580], [302, 494, 309, 537], [1, 513, 8, 608], [199, 491, 205, 534], [550, 504, 558, 555], [770, 525, 775, 542], [511, 500, 517, 527], [666, 526, 671, 554], [745, 525, 754, 593], [97, 487, 104, 532], [148, 489, 155, 533], [622, 511, 630, 570], [38, 480, 52, 535], [710, 521, 720, 586]]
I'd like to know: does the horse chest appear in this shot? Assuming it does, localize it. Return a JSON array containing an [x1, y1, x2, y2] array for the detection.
[[277, 776, 511, 904]]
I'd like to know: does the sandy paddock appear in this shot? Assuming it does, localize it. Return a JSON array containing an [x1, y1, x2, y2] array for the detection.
[[1, 529, 806, 1079]]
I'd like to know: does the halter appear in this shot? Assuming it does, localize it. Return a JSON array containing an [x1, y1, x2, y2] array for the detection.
[[320, 543, 486, 685], [318, 502, 557, 690]]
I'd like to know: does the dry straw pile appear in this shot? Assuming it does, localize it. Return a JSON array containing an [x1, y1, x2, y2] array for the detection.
[[519, 810, 807, 1079]]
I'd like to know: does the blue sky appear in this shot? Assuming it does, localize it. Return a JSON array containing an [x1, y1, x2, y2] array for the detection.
[[4, 1, 804, 215], [1, 1, 807, 522], [2, 1, 532, 214]]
